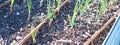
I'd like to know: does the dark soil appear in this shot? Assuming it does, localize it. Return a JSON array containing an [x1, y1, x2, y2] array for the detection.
[[0, 0, 120, 45]]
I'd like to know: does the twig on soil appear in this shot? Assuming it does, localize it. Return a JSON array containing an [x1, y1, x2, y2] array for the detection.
[[84, 9, 120, 45], [0, 1, 10, 9], [19, 18, 49, 45], [18, 0, 70, 45], [57, 39, 73, 43]]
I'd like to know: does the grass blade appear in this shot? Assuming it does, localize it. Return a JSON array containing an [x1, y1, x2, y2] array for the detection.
[[70, 0, 80, 27], [98, 0, 108, 20], [56, 0, 61, 8], [47, 0, 55, 19], [10, 0, 15, 6], [27, 0, 32, 20], [30, 26, 37, 42]]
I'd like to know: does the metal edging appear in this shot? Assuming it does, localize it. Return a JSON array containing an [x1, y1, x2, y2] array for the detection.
[[102, 15, 120, 45]]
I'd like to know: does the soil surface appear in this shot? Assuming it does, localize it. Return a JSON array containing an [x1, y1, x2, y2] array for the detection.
[[0, 0, 120, 45]]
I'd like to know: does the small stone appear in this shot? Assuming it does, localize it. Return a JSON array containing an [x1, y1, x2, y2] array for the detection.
[[39, 0, 43, 7], [16, 36, 22, 40], [40, 12, 46, 20], [28, 24, 31, 27], [47, 41, 50, 44], [0, 38, 3, 41], [41, 12, 44, 16], [116, 5, 119, 9], [85, 32, 92, 36], [17, 32, 20, 34], [92, 13, 95, 16], [40, 0, 43, 3], [63, 26, 68, 31], [76, 16, 81, 21], [82, 34, 88, 38], [63, 20, 67, 26], [81, 17, 83, 20], [11, 27, 15, 31], [36, 43, 42, 45], [16, 12, 20, 15], [20, 28, 24, 31], [43, 44, 46, 45], [2, 41, 4, 45], [4, 15, 7, 18]]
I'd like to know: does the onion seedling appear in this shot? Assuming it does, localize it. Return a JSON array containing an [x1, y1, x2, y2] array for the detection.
[[79, 0, 85, 14], [27, 0, 32, 20], [85, 0, 89, 9], [98, 0, 108, 20], [110, 0, 114, 4], [10, 40, 16, 45], [79, 0, 90, 14], [56, 0, 61, 8], [69, 0, 80, 27], [30, 25, 37, 43], [47, 0, 55, 26], [10, 0, 15, 12], [47, 1, 55, 20]]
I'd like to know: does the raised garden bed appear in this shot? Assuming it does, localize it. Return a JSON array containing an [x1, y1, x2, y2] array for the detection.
[[0, 0, 120, 45]]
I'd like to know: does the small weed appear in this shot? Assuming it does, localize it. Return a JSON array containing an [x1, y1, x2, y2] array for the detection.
[[27, 0, 32, 20], [30, 25, 37, 42]]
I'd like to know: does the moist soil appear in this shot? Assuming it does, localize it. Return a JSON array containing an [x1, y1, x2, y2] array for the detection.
[[0, 0, 120, 45]]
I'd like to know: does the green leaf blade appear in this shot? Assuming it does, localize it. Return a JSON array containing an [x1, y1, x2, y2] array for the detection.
[[11, 0, 15, 6]]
